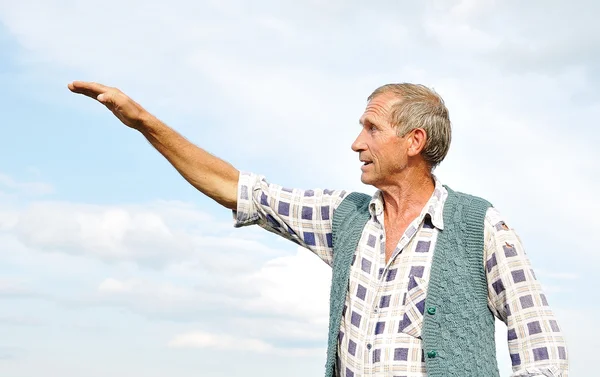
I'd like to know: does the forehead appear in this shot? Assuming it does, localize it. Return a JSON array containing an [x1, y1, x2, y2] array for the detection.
[[359, 92, 398, 125]]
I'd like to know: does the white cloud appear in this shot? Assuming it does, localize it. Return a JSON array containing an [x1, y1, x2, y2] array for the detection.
[[10, 201, 193, 267], [423, 0, 501, 53], [229, 316, 327, 344], [0, 278, 35, 298], [554, 308, 598, 376], [0, 347, 25, 361], [242, 248, 331, 320], [93, 277, 230, 318], [167, 330, 322, 356], [0, 172, 331, 338], [2, 197, 284, 269], [168, 331, 272, 351], [87, 246, 332, 331], [0, 173, 53, 196], [75, 250, 333, 353], [535, 270, 579, 281], [494, 319, 512, 377], [0, 315, 43, 326], [98, 278, 146, 294]]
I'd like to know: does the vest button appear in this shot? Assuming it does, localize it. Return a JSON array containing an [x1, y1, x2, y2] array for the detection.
[[366, 343, 372, 350], [427, 350, 437, 358], [427, 307, 436, 315]]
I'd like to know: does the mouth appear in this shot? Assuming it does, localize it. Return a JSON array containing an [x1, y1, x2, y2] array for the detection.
[[361, 161, 372, 166]]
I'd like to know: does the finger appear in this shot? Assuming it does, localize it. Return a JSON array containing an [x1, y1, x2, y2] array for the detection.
[[68, 81, 111, 95], [70, 87, 104, 100], [97, 91, 114, 104]]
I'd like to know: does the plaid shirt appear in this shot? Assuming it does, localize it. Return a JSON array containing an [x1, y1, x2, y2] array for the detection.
[[234, 172, 569, 377]]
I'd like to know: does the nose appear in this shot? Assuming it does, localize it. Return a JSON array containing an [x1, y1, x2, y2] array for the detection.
[[351, 129, 366, 152]]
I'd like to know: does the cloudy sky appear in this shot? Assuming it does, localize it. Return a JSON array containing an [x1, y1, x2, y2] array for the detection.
[[0, 0, 597, 376]]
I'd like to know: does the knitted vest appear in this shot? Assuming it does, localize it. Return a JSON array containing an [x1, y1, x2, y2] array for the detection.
[[325, 186, 500, 377]]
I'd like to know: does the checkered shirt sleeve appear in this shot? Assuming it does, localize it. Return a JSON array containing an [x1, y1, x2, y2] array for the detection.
[[233, 172, 348, 266], [485, 208, 569, 377]]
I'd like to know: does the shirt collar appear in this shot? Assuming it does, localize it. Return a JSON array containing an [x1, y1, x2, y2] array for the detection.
[[368, 175, 447, 230]]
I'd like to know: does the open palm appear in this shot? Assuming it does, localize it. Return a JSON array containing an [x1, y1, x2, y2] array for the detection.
[[68, 81, 147, 129]]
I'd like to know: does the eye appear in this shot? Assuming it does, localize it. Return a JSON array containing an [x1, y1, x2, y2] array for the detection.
[[360, 120, 378, 133]]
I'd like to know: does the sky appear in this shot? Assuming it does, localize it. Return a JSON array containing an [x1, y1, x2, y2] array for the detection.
[[0, 0, 598, 376]]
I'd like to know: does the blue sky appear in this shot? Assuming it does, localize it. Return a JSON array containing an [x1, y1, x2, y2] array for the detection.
[[0, 0, 598, 376]]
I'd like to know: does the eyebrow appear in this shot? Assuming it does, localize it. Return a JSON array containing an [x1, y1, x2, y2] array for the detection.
[[360, 117, 376, 127]]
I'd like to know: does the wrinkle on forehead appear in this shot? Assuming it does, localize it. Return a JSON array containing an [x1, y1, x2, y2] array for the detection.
[[359, 93, 399, 126]]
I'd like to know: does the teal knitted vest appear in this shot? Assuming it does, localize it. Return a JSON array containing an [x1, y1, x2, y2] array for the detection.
[[326, 186, 500, 377]]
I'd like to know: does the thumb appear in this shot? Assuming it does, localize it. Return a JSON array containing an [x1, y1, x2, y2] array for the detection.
[[97, 92, 114, 105]]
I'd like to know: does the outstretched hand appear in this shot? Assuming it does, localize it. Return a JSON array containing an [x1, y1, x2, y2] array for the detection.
[[68, 81, 149, 130]]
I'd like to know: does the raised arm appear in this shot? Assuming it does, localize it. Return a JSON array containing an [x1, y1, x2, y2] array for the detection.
[[68, 81, 239, 209]]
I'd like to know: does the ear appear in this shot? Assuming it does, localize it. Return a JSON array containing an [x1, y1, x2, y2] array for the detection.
[[406, 128, 428, 157]]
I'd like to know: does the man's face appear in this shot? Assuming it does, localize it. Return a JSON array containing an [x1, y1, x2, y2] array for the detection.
[[352, 93, 409, 187]]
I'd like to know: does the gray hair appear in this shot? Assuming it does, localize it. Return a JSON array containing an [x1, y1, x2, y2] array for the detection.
[[368, 83, 452, 169]]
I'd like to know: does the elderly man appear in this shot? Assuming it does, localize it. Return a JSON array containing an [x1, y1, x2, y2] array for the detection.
[[68, 81, 568, 377]]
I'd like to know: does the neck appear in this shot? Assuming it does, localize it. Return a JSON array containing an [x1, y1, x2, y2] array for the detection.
[[379, 167, 435, 222]]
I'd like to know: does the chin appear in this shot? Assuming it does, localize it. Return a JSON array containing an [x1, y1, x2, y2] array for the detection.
[[361, 173, 386, 189], [360, 173, 375, 186]]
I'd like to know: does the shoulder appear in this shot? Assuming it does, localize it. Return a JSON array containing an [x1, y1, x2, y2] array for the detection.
[[332, 191, 373, 219], [333, 191, 372, 220], [338, 191, 371, 207], [443, 186, 493, 215], [484, 206, 507, 230], [441, 185, 518, 241]]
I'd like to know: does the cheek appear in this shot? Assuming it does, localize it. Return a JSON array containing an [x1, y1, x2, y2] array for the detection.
[[384, 145, 406, 167]]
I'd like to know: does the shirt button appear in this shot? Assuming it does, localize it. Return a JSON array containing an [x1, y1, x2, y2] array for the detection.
[[367, 344, 372, 350], [427, 350, 437, 358], [373, 306, 379, 314], [427, 307, 436, 315]]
